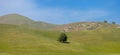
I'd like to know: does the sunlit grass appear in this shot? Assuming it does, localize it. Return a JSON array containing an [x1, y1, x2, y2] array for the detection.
[[0, 24, 120, 55]]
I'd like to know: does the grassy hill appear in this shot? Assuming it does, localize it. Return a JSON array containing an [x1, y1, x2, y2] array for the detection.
[[1, 14, 119, 31], [55, 22, 119, 32], [0, 14, 58, 30], [0, 24, 120, 55], [0, 14, 34, 25]]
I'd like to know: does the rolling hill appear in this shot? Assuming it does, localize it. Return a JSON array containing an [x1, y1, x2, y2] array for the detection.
[[0, 14, 34, 25], [0, 14, 119, 31], [0, 24, 120, 55], [55, 22, 120, 32], [0, 14, 120, 55], [0, 14, 58, 30]]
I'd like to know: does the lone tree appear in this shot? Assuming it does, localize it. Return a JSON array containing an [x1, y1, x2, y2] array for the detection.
[[58, 33, 68, 43], [112, 22, 116, 24], [104, 20, 108, 23]]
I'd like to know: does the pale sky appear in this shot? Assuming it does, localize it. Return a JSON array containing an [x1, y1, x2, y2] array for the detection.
[[0, 0, 120, 24]]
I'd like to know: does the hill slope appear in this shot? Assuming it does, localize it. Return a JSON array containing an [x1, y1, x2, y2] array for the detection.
[[0, 24, 120, 55], [0, 14, 34, 25], [55, 22, 119, 32], [0, 14, 58, 30]]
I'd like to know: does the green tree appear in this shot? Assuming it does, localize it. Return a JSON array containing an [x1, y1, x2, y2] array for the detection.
[[58, 33, 68, 43], [104, 20, 108, 23], [112, 22, 116, 24]]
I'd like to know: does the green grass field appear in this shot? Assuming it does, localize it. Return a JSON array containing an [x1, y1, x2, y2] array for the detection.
[[0, 24, 120, 55]]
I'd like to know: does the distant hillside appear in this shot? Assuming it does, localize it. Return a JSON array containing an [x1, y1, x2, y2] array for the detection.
[[0, 14, 34, 25], [55, 22, 120, 32], [0, 14, 120, 31], [0, 14, 58, 30]]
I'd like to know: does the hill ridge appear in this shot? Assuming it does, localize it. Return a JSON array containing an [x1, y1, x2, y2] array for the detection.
[[0, 14, 58, 30], [55, 22, 119, 32]]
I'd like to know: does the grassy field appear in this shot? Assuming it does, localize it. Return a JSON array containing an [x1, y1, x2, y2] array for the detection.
[[0, 24, 120, 55]]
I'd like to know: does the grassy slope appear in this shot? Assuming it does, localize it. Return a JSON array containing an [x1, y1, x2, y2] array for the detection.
[[0, 14, 58, 30], [0, 14, 34, 25], [0, 24, 120, 55]]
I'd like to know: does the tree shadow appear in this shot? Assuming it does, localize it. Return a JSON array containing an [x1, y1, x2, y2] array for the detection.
[[62, 42, 70, 44]]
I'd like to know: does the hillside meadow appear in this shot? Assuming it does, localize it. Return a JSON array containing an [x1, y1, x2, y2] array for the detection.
[[0, 24, 120, 55]]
